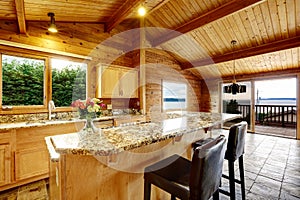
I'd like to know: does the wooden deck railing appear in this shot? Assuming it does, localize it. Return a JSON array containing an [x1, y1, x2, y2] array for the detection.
[[237, 105, 296, 128]]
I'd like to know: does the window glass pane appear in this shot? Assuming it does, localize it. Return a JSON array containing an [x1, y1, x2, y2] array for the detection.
[[163, 81, 187, 110], [2, 54, 44, 106], [51, 59, 87, 107]]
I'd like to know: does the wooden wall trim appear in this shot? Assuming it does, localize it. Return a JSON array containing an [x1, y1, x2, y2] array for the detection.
[[0, 39, 92, 60]]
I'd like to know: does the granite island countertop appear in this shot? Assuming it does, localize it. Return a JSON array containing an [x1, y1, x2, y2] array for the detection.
[[48, 112, 241, 158]]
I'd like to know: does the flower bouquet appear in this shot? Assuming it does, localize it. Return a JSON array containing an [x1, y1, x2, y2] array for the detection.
[[71, 98, 105, 132]]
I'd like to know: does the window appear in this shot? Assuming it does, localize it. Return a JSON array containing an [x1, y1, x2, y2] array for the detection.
[[0, 51, 88, 112], [162, 81, 187, 110], [2, 54, 45, 106], [51, 59, 87, 107]]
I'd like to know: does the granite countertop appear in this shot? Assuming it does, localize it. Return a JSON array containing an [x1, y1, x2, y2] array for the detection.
[[48, 112, 241, 158], [0, 114, 144, 130]]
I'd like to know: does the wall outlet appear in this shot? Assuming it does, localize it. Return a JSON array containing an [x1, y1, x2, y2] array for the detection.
[[107, 104, 112, 109]]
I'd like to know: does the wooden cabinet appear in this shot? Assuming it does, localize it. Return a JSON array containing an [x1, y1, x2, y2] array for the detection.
[[97, 66, 138, 98], [0, 122, 83, 191], [14, 123, 82, 182], [15, 147, 48, 180], [0, 130, 14, 187], [100, 67, 120, 98], [120, 69, 138, 98]]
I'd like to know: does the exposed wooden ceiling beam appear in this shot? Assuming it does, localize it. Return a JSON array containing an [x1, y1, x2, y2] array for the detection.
[[105, 0, 143, 33], [14, 0, 26, 34], [152, 0, 266, 46], [147, 0, 171, 15], [182, 36, 300, 69], [222, 68, 300, 82]]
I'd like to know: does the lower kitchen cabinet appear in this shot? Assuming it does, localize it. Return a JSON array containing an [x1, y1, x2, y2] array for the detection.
[[15, 147, 49, 181], [0, 130, 15, 187], [0, 122, 84, 191]]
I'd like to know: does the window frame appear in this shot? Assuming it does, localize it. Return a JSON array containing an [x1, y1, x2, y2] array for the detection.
[[0, 49, 88, 114], [0, 51, 49, 113], [162, 80, 187, 111]]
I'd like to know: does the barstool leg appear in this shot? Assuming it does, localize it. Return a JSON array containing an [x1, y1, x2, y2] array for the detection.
[[212, 189, 220, 200], [144, 180, 151, 200], [228, 161, 236, 200], [239, 155, 246, 200]]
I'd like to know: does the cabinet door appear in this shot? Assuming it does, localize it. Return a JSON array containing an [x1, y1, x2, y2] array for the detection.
[[120, 69, 138, 98], [101, 67, 120, 98], [0, 132, 12, 187], [15, 147, 49, 181], [0, 144, 11, 186]]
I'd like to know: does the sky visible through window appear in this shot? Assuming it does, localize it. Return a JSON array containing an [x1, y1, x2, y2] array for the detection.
[[163, 81, 187, 110], [255, 78, 296, 98]]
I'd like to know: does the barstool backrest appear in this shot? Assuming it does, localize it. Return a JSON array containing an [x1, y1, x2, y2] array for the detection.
[[189, 135, 227, 200], [225, 121, 248, 161]]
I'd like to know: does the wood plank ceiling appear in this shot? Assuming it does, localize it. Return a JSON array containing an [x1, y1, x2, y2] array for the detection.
[[0, 0, 299, 81]]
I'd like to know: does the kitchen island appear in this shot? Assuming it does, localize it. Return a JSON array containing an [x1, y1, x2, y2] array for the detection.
[[46, 112, 241, 200]]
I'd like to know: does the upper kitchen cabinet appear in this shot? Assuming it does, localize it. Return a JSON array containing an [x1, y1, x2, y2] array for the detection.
[[96, 66, 138, 98]]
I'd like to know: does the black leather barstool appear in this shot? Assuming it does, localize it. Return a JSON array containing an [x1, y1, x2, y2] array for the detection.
[[144, 135, 226, 200], [192, 121, 247, 200], [221, 121, 247, 200]]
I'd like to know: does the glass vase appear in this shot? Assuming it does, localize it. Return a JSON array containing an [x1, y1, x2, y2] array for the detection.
[[82, 118, 98, 133]]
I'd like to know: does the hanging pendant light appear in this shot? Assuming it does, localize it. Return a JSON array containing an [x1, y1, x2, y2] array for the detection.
[[223, 40, 247, 95], [47, 12, 58, 33]]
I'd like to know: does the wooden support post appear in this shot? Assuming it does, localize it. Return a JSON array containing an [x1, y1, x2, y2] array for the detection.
[[139, 17, 146, 114], [251, 80, 255, 132], [296, 74, 300, 140]]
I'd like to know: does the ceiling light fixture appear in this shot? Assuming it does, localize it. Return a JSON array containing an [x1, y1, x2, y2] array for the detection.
[[47, 12, 58, 33], [223, 40, 246, 95], [138, 6, 147, 17]]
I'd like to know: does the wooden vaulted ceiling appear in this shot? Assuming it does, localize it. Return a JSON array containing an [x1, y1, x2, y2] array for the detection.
[[0, 0, 299, 81]]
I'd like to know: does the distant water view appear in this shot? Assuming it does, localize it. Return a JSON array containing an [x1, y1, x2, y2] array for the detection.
[[235, 98, 296, 106], [256, 98, 296, 105], [223, 78, 296, 106]]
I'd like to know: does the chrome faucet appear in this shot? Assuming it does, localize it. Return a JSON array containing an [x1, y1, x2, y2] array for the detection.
[[48, 100, 56, 120]]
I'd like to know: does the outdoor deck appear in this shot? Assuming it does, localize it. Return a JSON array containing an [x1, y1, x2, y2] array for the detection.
[[255, 125, 296, 139]]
